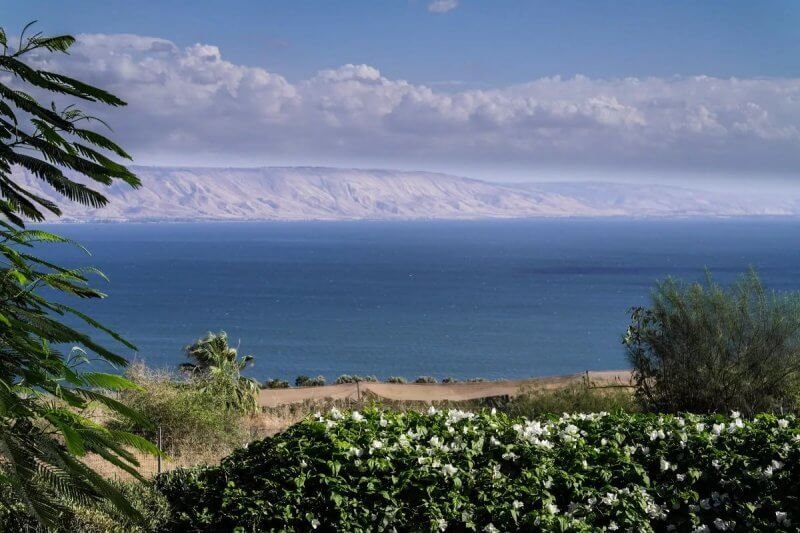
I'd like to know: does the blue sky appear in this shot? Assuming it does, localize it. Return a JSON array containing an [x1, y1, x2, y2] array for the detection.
[[10, 1, 799, 83], [6, 1, 800, 187]]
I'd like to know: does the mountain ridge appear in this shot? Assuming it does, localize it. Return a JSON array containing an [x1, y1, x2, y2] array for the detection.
[[10, 166, 800, 222]]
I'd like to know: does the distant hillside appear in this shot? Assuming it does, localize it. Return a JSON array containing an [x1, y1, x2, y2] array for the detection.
[[10, 166, 800, 221]]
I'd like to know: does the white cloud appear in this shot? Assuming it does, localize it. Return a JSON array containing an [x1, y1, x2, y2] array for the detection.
[[23, 34, 800, 175], [428, 0, 459, 14]]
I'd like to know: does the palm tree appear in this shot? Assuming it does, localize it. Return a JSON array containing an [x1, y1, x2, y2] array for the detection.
[[0, 24, 158, 527], [181, 332, 259, 414]]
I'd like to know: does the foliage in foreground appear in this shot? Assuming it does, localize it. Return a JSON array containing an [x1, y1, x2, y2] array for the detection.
[[0, 23, 155, 527], [1, 476, 169, 533], [157, 409, 800, 532], [625, 270, 800, 415]]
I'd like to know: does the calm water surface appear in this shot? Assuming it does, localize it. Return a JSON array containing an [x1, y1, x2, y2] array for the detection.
[[37, 219, 800, 381]]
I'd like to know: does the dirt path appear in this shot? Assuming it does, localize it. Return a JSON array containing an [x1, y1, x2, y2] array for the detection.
[[259, 370, 632, 407]]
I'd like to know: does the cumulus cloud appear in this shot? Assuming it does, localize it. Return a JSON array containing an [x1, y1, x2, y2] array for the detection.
[[21, 33, 800, 175], [428, 0, 459, 14]]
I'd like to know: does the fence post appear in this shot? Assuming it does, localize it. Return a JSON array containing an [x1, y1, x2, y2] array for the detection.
[[356, 380, 361, 402], [157, 425, 162, 475]]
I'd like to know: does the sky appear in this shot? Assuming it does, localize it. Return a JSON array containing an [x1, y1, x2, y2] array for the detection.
[[5, 1, 800, 188]]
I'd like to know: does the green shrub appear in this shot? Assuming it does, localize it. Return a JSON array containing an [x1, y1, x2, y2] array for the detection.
[[414, 376, 438, 384], [296, 375, 326, 387], [67, 481, 170, 533], [0, 478, 169, 533], [335, 374, 378, 384], [441, 377, 459, 383], [112, 364, 249, 457], [264, 378, 290, 389], [0, 477, 39, 532], [501, 384, 637, 418], [384, 376, 408, 384], [625, 270, 800, 415], [157, 409, 800, 531]]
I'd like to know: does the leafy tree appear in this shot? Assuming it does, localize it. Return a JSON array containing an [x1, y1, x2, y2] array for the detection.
[[0, 23, 158, 527], [624, 270, 800, 415], [181, 331, 259, 413]]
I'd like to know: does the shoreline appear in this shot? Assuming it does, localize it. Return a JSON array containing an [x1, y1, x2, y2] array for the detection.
[[259, 369, 633, 408]]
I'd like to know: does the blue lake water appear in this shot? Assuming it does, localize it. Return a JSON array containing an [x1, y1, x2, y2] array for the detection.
[[35, 219, 800, 382]]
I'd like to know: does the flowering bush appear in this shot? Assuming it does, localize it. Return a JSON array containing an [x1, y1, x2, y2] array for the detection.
[[157, 409, 800, 532]]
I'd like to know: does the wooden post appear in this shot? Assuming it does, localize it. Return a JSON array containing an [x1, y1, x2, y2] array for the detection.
[[356, 380, 361, 402], [157, 425, 163, 475]]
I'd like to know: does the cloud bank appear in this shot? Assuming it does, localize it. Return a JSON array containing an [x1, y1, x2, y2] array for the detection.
[[25, 33, 800, 176]]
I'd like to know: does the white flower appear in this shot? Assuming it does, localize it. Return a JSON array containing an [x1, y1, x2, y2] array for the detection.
[[676, 473, 685, 481], [559, 424, 581, 442], [442, 464, 458, 477], [311, 518, 320, 529], [351, 411, 365, 422], [483, 524, 499, 533], [512, 500, 523, 510], [601, 493, 618, 506], [300, 460, 308, 468], [731, 410, 741, 419], [776, 511, 791, 525], [608, 522, 619, 531], [370, 439, 383, 451], [692, 526, 710, 533], [329, 407, 343, 420], [711, 424, 725, 436], [428, 406, 438, 415], [491, 465, 502, 479], [502, 451, 519, 461], [544, 502, 559, 514], [436, 518, 447, 531], [777, 418, 789, 429], [660, 458, 672, 472], [349, 447, 363, 458]]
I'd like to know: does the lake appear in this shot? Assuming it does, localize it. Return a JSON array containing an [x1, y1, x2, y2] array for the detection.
[[36, 218, 800, 382]]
